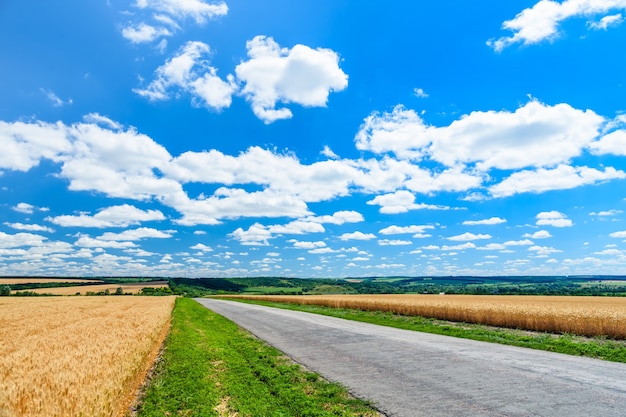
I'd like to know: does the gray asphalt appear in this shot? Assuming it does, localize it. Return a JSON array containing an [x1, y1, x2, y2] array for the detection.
[[194, 298, 626, 417]]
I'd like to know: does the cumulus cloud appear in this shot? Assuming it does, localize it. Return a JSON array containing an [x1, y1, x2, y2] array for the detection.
[[235, 36, 348, 123], [378, 239, 412, 246], [488, 0, 626, 51], [462, 217, 507, 226], [135, 0, 228, 24], [379, 225, 435, 235], [339, 231, 376, 241], [589, 130, 626, 155], [47, 204, 165, 228], [489, 165, 625, 197], [4, 223, 54, 233], [134, 41, 236, 110], [536, 211, 573, 227], [448, 232, 492, 241], [588, 13, 624, 29], [524, 230, 553, 239], [367, 190, 450, 214], [122, 23, 172, 44]]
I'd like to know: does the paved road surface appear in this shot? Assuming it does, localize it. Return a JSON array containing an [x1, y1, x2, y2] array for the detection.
[[195, 298, 626, 417]]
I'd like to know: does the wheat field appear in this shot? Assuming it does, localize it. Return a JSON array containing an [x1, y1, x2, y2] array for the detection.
[[13, 282, 169, 295], [227, 294, 626, 339], [0, 296, 175, 417]]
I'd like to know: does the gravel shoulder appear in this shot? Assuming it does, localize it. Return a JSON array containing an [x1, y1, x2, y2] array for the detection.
[[195, 298, 626, 417]]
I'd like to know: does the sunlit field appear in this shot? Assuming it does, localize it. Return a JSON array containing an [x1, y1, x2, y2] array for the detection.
[[0, 296, 175, 417], [14, 282, 169, 295], [0, 278, 102, 285], [226, 294, 626, 339]]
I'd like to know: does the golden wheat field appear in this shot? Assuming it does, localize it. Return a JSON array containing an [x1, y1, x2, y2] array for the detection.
[[14, 282, 169, 295], [0, 296, 175, 417], [228, 294, 626, 339]]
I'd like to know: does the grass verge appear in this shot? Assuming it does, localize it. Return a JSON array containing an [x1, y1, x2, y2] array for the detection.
[[221, 298, 626, 364], [136, 297, 380, 417]]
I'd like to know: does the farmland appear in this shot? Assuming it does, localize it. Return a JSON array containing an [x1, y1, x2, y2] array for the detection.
[[15, 281, 170, 295], [0, 296, 175, 417], [224, 294, 626, 339]]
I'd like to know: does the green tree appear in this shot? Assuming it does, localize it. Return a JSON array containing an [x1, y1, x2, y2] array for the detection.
[[0, 285, 11, 296]]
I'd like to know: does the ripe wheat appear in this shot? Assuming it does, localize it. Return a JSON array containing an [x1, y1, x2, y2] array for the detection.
[[0, 296, 175, 417], [228, 294, 626, 339]]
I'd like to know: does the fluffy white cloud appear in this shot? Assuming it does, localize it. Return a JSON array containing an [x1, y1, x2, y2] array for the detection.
[[378, 239, 412, 246], [97, 227, 173, 241], [235, 36, 348, 123], [488, 0, 626, 51], [134, 41, 236, 110], [0, 120, 72, 171], [4, 223, 54, 233], [524, 230, 553, 239], [589, 129, 626, 155], [47, 204, 165, 228], [356, 101, 604, 171], [367, 190, 449, 214], [292, 241, 327, 249], [379, 225, 435, 235], [609, 230, 626, 238], [489, 165, 625, 197], [122, 23, 172, 43], [536, 211, 573, 227], [339, 231, 376, 241], [448, 232, 492, 241], [462, 217, 507, 226], [135, 0, 228, 24], [588, 13, 624, 29]]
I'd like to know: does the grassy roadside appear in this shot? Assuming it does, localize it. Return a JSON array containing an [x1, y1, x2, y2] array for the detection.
[[221, 298, 626, 363], [135, 297, 380, 417]]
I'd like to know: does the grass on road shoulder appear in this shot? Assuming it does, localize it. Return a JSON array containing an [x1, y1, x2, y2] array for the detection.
[[222, 298, 626, 364], [136, 297, 379, 417]]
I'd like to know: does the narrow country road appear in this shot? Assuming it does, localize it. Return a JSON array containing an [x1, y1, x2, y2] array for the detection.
[[194, 298, 626, 417]]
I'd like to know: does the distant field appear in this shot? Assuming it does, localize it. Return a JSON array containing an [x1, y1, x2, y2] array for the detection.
[[226, 294, 626, 339], [0, 296, 175, 417], [15, 281, 169, 295], [0, 278, 102, 285]]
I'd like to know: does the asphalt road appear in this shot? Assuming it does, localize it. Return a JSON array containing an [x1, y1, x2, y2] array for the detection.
[[194, 298, 626, 417]]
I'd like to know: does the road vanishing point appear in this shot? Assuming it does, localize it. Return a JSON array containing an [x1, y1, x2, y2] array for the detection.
[[195, 298, 626, 417]]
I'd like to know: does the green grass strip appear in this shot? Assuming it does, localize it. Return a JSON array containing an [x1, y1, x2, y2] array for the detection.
[[136, 298, 379, 417], [222, 298, 626, 364]]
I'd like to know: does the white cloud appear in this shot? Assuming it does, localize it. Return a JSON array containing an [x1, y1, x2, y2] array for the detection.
[[488, 0, 626, 51], [235, 36, 348, 123], [83, 113, 123, 130], [135, 41, 236, 110], [609, 230, 626, 238], [292, 241, 327, 249], [190, 243, 213, 252], [98, 227, 173, 241], [379, 225, 435, 235], [135, 0, 228, 24], [413, 88, 429, 98], [378, 239, 412, 246], [536, 211, 573, 227], [356, 101, 604, 171], [447, 232, 492, 241], [40, 88, 72, 107], [589, 129, 626, 155], [462, 217, 507, 226], [47, 204, 165, 228], [122, 23, 172, 44], [321, 145, 339, 159], [588, 13, 624, 29], [367, 190, 449, 214], [13, 203, 36, 214], [4, 223, 54, 233], [529, 245, 562, 256], [0, 120, 73, 171], [503, 239, 534, 246], [489, 165, 625, 198], [524, 230, 553, 239], [339, 231, 376, 241]]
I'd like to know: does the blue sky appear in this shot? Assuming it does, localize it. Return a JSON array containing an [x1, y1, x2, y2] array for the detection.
[[2, 0, 626, 278]]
